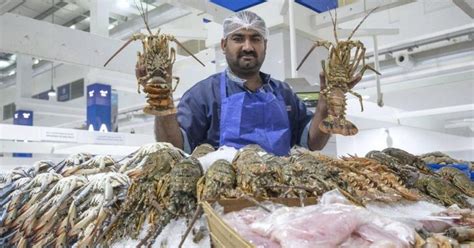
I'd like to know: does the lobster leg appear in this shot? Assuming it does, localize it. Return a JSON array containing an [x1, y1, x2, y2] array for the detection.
[[360, 64, 381, 76], [172, 76, 180, 92], [321, 60, 328, 79], [350, 42, 365, 76], [349, 44, 361, 72], [348, 90, 364, 112]]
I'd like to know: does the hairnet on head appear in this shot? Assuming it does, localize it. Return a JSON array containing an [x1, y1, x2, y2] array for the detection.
[[223, 11, 269, 39]]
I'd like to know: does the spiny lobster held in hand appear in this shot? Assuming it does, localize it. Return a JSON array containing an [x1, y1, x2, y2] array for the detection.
[[297, 8, 381, 135], [104, 1, 205, 116]]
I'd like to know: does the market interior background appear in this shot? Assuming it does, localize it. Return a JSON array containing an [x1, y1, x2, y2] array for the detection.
[[0, 0, 473, 170]]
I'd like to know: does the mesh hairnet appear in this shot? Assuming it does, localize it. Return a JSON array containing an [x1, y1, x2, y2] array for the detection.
[[223, 11, 269, 39]]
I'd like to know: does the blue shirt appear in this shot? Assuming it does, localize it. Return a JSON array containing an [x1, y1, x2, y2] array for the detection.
[[177, 69, 313, 154]]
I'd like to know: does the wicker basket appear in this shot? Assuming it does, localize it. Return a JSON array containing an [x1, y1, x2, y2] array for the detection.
[[202, 201, 254, 248], [202, 197, 317, 248]]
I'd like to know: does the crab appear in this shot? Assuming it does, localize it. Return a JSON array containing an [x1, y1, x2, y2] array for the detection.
[[382, 147, 430, 173], [54, 153, 93, 173], [100, 145, 184, 245], [365, 150, 420, 187], [70, 172, 130, 247], [11, 175, 88, 247], [62, 155, 117, 176], [414, 175, 471, 208], [438, 167, 474, 197]]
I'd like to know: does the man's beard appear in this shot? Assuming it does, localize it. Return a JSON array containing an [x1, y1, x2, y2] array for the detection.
[[227, 51, 264, 76]]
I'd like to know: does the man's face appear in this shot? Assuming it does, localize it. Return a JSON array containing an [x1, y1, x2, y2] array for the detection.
[[221, 29, 266, 76]]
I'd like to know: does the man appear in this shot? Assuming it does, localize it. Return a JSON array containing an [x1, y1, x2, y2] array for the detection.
[[152, 11, 358, 155]]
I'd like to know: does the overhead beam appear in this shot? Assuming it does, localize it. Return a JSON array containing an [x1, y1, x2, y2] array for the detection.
[[33, 1, 68, 20], [110, 3, 191, 39], [311, 0, 416, 29], [453, 0, 474, 18], [365, 24, 474, 57], [0, 0, 25, 15], [0, 13, 139, 74]]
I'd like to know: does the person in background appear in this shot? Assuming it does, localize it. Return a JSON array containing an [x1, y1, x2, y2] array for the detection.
[[150, 10, 360, 155]]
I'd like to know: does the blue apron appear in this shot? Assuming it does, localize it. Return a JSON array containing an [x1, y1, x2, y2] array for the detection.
[[219, 72, 291, 156]]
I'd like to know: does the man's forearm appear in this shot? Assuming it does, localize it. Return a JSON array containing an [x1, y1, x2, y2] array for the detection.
[[154, 114, 184, 149], [308, 99, 331, 151]]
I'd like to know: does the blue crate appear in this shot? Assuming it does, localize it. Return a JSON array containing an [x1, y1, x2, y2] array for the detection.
[[449, 163, 469, 171], [427, 163, 445, 170], [427, 163, 471, 179], [471, 171, 474, 181]]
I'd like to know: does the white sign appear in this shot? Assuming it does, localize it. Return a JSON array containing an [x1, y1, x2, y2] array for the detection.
[[93, 133, 125, 145], [40, 129, 78, 143]]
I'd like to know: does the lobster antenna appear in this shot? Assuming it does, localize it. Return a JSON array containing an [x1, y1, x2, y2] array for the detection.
[[348, 7, 379, 40], [173, 38, 206, 67], [104, 39, 134, 67], [296, 44, 317, 71], [135, 0, 153, 35], [328, 8, 338, 42]]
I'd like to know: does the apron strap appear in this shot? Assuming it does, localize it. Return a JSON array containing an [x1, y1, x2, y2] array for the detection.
[[219, 72, 227, 100]]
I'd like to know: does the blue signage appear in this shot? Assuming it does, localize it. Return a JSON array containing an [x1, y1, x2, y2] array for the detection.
[[13, 110, 33, 126], [87, 83, 111, 132], [296, 0, 338, 13], [57, 84, 70, 102], [210, 0, 266, 12], [13, 110, 33, 157]]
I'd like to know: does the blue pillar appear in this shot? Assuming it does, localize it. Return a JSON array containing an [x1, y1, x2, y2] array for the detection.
[[13, 110, 33, 157], [87, 83, 111, 132]]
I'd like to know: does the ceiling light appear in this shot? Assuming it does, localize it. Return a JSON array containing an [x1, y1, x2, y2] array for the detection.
[[8, 70, 15, 76], [0, 60, 10, 68], [108, 24, 115, 30], [33, 58, 40, 65], [48, 85, 57, 97], [48, 62, 56, 98], [70, 24, 76, 29], [117, 0, 130, 9], [85, 17, 90, 21]]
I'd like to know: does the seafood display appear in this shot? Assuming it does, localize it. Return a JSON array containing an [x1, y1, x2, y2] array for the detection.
[[296, 8, 381, 136], [0, 144, 472, 247]]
